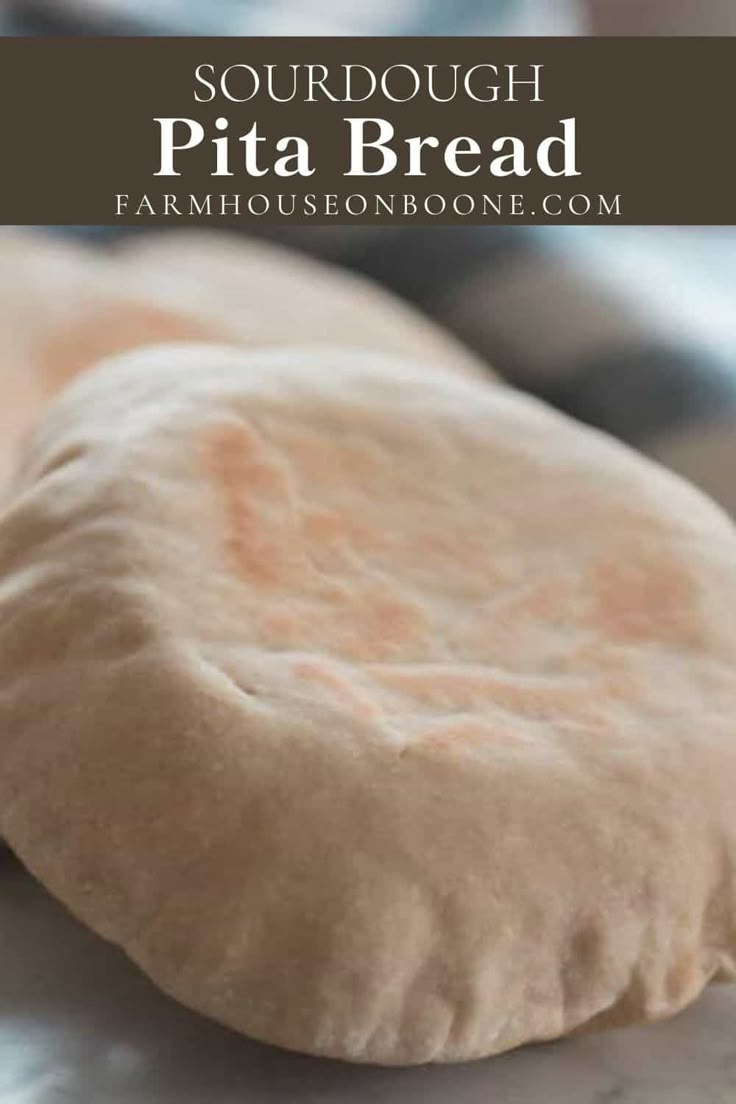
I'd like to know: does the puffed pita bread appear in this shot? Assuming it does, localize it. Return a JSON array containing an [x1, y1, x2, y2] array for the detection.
[[0, 230, 214, 492], [0, 233, 89, 489], [0, 230, 486, 489], [1, 344, 735, 1066], [0, 229, 485, 401]]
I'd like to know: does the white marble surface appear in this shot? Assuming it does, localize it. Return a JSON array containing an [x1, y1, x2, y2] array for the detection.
[[1, 847, 735, 1104]]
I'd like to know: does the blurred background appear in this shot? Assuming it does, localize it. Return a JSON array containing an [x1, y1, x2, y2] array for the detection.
[[7, 0, 736, 36], [3, 0, 736, 518]]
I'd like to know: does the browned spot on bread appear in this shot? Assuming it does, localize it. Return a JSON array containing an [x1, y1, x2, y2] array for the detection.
[[291, 659, 382, 720], [453, 575, 580, 671], [319, 578, 430, 662], [303, 508, 384, 567], [415, 718, 511, 753], [202, 423, 308, 587], [276, 423, 385, 488], [375, 666, 498, 710], [589, 547, 699, 643], [40, 302, 221, 391], [372, 664, 603, 726], [476, 577, 578, 634], [258, 606, 309, 647]]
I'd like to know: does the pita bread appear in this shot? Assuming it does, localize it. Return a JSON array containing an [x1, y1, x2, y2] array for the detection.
[[1, 344, 734, 1066], [0, 229, 484, 399], [0, 229, 486, 490], [0, 231, 216, 492]]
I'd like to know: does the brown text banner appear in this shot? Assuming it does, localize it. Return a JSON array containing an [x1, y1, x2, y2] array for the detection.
[[1, 37, 733, 225]]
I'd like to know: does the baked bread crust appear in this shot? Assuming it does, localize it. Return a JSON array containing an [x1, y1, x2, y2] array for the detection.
[[0, 229, 485, 492], [0, 345, 734, 1064]]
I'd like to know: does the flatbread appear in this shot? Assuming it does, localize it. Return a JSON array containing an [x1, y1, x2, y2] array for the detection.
[[0, 233, 87, 489], [0, 231, 215, 492], [1, 344, 734, 1066], [0, 229, 486, 489]]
